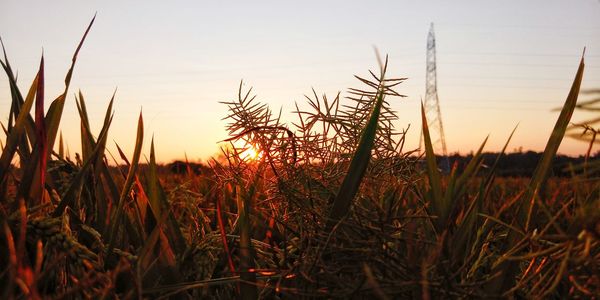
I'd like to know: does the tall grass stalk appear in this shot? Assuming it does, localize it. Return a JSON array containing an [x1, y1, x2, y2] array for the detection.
[[1, 20, 598, 299]]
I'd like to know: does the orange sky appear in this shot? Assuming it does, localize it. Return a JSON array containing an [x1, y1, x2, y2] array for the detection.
[[1, 1, 599, 163]]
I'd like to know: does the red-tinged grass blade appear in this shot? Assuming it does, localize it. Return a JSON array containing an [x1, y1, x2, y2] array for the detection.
[[34, 55, 47, 198], [14, 108, 46, 205], [133, 175, 149, 234], [217, 187, 237, 276], [16, 17, 95, 204], [184, 152, 195, 177], [0, 73, 38, 186], [421, 102, 443, 226], [2, 221, 17, 299], [326, 60, 388, 231], [106, 112, 144, 255]]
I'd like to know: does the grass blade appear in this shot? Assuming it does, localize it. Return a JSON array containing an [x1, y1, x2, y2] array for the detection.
[[51, 106, 114, 217], [34, 56, 47, 199], [489, 53, 585, 295], [523, 54, 585, 229], [76, 91, 93, 161], [15, 17, 95, 204], [146, 137, 187, 255], [0, 39, 37, 149], [0, 73, 38, 187], [326, 59, 389, 231], [421, 102, 443, 229], [452, 125, 517, 262], [58, 132, 64, 159], [106, 111, 144, 256], [236, 184, 258, 300], [44, 15, 95, 159]]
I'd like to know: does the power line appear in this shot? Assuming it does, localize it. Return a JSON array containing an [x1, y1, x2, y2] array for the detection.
[[436, 23, 600, 30], [442, 105, 556, 111], [444, 52, 600, 58], [443, 98, 575, 104], [441, 61, 600, 68]]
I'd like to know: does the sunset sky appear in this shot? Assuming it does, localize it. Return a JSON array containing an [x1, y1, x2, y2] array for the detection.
[[1, 0, 599, 163]]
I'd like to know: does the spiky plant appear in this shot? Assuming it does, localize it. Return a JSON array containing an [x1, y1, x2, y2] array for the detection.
[[1, 17, 598, 299]]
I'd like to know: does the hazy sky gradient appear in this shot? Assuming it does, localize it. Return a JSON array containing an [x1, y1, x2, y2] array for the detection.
[[1, 0, 599, 162]]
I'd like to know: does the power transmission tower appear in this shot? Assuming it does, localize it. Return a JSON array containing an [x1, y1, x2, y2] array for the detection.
[[420, 23, 449, 170]]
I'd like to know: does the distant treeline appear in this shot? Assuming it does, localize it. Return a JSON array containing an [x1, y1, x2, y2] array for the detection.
[[158, 151, 594, 178], [438, 151, 595, 177], [165, 160, 210, 175]]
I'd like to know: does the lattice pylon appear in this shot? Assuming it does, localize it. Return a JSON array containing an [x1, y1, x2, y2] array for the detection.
[[420, 23, 449, 170]]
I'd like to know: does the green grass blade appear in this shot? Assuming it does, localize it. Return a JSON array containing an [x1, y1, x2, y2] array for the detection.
[[146, 137, 186, 254], [326, 64, 388, 231], [489, 54, 585, 295], [51, 108, 114, 217], [435, 136, 487, 231], [420, 102, 443, 228], [236, 184, 258, 300], [136, 210, 174, 294], [76, 91, 94, 161], [44, 15, 95, 160], [454, 136, 488, 193], [452, 126, 517, 262], [0, 39, 37, 147], [58, 132, 64, 159], [0, 73, 38, 185], [485, 125, 518, 187], [34, 55, 47, 199], [90, 94, 115, 230], [106, 111, 144, 255], [522, 55, 584, 229]]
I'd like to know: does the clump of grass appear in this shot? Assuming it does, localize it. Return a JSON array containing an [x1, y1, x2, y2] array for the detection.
[[1, 18, 599, 299]]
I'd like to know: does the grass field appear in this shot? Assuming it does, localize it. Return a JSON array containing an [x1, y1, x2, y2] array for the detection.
[[1, 19, 599, 299]]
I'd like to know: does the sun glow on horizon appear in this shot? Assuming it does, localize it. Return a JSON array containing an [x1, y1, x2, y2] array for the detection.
[[238, 142, 263, 161]]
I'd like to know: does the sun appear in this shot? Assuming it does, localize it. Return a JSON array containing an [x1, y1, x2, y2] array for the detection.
[[238, 143, 263, 161]]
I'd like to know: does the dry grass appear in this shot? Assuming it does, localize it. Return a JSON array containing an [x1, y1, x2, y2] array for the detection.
[[1, 19, 599, 299]]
